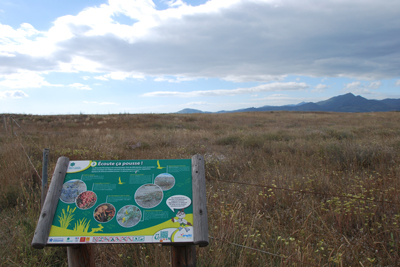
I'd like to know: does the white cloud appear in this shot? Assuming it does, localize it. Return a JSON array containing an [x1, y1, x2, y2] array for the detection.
[[313, 84, 328, 92], [69, 83, 92, 90], [154, 76, 195, 83], [343, 80, 381, 94], [344, 81, 361, 90], [369, 81, 381, 89], [255, 94, 311, 105], [95, 72, 145, 81], [0, 52, 15, 57], [259, 94, 290, 101], [94, 76, 109, 81], [166, 0, 185, 8], [81, 76, 90, 80], [0, 90, 29, 99], [142, 82, 309, 97], [222, 75, 286, 83], [0, 0, 400, 81], [184, 101, 207, 105], [395, 80, 400, 86], [59, 56, 104, 73], [0, 72, 62, 88], [348, 88, 373, 94], [83, 101, 118, 105]]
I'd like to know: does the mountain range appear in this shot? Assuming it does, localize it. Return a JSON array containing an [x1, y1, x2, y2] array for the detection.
[[176, 93, 400, 114]]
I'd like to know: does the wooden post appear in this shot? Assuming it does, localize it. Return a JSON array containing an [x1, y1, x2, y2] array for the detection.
[[171, 245, 196, 267], [170, 155, 208, 267], [191, 154, 209, 247], [41, 149, 50, 209], [9, 116, 14, 137], [67, 245, 95, 267], [32, 156, 69, 249], [2, 115, 7, 133]]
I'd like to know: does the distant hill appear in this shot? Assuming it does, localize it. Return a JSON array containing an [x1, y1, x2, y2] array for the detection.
[[176, 93, 400, 113], [175, 108, 207, 114]]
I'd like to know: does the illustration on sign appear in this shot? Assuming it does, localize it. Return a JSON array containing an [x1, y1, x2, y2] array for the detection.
[[48, 159, 193, 244]]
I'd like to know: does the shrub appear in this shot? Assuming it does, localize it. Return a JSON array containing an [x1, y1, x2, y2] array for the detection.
[[215, 135, 241, 146]]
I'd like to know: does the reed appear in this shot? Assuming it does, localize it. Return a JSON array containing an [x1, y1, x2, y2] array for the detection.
[[73, 218, 91, 233], [58, 206, 76, 229], [0, 112, 399, 266]]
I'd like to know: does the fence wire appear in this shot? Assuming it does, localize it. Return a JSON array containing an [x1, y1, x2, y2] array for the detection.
[[3, 116, 44, 180], [10, 116, 42, 153], [209, 236, 321, 267], [206, 177, 400, 206], [20, 143, 42, 180]]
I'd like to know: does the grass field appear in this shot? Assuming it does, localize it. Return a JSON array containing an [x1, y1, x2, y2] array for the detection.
[[0, 111, 399, 266]]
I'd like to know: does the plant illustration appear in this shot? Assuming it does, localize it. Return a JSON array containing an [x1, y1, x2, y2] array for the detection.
[[73, 218, 91, 233], [58, 205, 76, 229]]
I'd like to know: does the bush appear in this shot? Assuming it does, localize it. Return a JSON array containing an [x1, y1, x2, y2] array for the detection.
[[215, 135, 241, 146]]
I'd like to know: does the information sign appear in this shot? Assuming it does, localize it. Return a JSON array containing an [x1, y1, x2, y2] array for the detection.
[[47, 159, 194, 244]]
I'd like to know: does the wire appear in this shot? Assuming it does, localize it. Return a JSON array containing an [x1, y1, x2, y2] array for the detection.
[[206, 177, 400, 206], [209, 236, 321, 267], [10, 116, 42, 152], [20, 143, 42, 180]]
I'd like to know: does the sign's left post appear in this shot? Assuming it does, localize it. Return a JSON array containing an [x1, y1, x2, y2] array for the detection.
[[32, 157, 96, 267], [32, 156, 70, 249]]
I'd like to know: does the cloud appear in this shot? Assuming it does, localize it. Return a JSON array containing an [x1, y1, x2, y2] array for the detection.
[[343, 80, 381, 93], [369, 81, 381, 89], [0, 52, 15, 57], [183, 101, 207, 106], [95, 72, 145, 81], [1, 0, 400, 81], [313, 84, 328, 92], [154, 76, 195, 83], [83, 101, 118, 105], [69, 83, 92, 90], [344, 81, 361, 90], [258, 94, 291, 101], [0, 90, 29, 99], [142, 82, 308, 97], [222, 75, 286, 83], [0, 72, 62, 88], [94, 76, 109, 81], [396, 80, 400, 86], [254, 93, 312, 105]]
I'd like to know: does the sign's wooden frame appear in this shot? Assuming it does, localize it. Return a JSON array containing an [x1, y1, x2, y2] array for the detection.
[[32, 155, 208, 266]]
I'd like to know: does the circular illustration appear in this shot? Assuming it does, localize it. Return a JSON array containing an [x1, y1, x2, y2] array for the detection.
[[60, 180, 87, 203], [117, 205, 142, 228], [154, 173, 175, 191], [93, 203, 116, 223], [135, 184, 163, 208], [76, 191, 97, 210]]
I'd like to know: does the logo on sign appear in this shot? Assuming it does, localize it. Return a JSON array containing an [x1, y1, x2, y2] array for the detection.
[[92, 236, 145, 243], [154, 231, 170, 242], [49, 238, 64, 242]]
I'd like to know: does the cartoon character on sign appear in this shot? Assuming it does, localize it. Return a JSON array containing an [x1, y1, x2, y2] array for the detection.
[[172, 209, 192, 232], [90, 224, 104, 233]]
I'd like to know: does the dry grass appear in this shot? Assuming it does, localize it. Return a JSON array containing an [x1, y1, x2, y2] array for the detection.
[[1, 112, 400, 266]]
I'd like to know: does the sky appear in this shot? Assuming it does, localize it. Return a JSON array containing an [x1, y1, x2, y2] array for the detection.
[[0, 0, 400, 114]]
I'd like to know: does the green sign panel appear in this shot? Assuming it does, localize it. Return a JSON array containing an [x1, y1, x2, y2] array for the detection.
[[48, 159, 194, 244]]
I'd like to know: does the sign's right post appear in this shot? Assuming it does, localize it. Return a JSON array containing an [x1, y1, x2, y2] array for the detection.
[[170, 154, 208, 267]]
